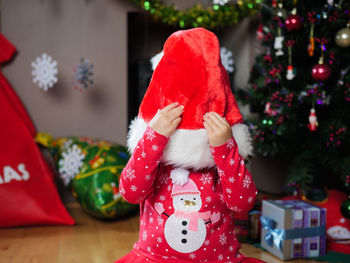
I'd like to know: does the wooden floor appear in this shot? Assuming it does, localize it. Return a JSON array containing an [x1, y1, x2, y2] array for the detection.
[[0, 202, 323, 263]]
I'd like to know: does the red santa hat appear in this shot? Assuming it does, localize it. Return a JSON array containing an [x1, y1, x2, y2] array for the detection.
[[127, 28, 253, 170], [171, 179, 200, 197]]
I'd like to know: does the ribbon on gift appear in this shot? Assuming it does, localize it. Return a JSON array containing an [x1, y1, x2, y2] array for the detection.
[[260, 216, 326, 252], [260, 215, 284, 250]]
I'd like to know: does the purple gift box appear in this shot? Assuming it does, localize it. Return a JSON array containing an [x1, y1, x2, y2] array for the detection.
[[261, 200, 327, 260]]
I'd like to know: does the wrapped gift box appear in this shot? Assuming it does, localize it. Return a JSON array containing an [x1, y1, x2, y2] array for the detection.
[[261, 200, 326, 260]]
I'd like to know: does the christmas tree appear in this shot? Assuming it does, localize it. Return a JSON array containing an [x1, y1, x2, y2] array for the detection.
[[238, 0, 350, 196]]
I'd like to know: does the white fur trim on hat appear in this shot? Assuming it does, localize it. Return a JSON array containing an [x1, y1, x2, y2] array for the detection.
[[150, 51, 164, 71], [127, 117, 253, 170], [170, 168, 190, 186], [231, 123, 253, 160]]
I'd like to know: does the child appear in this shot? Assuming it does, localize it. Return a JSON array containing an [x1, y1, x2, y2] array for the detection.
[[116, 28, 264, 263]]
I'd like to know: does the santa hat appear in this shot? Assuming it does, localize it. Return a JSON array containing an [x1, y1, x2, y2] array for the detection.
[[310, 108, 316, 116], [127, 28, 253, 170], [171, 179, 200, 197]]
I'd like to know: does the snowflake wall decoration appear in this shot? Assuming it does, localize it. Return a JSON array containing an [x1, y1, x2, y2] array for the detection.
[[220, 47, 235, 73], [213, 0, 230, 6], [31, 53, 58, 91], [73, 58, 94, 91], [59, 144, 85, 185]]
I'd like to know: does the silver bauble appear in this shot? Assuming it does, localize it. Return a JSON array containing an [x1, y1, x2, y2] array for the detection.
[[335, 27, 350, 48]]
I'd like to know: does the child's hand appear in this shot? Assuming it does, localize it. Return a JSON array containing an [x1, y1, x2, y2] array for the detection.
[[149, 103, 184, 137], [203, 112, 233, 147]]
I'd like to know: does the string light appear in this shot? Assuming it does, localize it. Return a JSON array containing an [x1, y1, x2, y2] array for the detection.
[[129, 0, 260, 28], [144, 1, 150, 10]]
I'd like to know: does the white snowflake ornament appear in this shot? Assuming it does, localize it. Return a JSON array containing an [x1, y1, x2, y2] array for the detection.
[[73, 58, 94, 92], [220, 47, 234, 73], [31, 53, 58, 91], [59, 144, 85, 185]]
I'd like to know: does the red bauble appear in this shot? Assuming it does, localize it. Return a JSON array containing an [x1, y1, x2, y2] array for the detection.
[[312, 63, 331, 81], [285, 14, 302, 31]]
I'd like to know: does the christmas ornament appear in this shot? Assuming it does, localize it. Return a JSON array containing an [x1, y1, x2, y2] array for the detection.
[[73, 58, 94, 91], [274, 36, 284, 56], [285, 14, 302, 31], [272, 0, 277, 8], [31, 53, 58, 91], [312, 41, 331, 82], [285, 3, 302, 31], [308, 25, 315, 56], [274, 3, 287, 19], [264, 102, 272, 115], [274, 28, 284, 56], [335, 22, 350, 48], [307, 108, 318, 131], [286, 65, 295, 80], [286, 40, 296, 80], [264, 102, 278, 116], [274, 8, 287, 19], [220, 47, 234, 73], [309, 26, 315, 57], [307, 12, 316, 56], [312, 63, 331, 81]]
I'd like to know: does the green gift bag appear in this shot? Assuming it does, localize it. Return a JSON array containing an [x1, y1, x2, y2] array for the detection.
[[37, 133, 138, 219]]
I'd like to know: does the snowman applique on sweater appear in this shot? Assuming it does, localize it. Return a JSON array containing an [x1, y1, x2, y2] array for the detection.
[[158, 177, 219, 253], [116, 28, 261, 263]]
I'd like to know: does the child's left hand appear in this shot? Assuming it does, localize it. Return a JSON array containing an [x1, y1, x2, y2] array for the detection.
[[203, 112, 233, 147]]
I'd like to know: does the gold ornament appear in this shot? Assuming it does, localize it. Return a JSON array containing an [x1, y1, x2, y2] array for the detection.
[[335, 23, 350, 48]]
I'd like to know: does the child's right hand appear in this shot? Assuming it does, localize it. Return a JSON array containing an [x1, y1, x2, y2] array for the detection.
[[149, 103, 184, 137]]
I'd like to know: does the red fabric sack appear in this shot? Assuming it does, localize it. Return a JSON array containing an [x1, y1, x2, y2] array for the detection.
[[0, 34, 74, 227]]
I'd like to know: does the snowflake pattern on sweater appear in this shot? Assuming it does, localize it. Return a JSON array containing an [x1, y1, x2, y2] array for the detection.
[[119, 127, 257, 263]]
